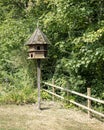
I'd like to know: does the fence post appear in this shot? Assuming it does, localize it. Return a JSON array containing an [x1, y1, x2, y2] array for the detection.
[[52, 79, 55, 101], [66, 82, 69, 103], [87, 87, 91, 118]]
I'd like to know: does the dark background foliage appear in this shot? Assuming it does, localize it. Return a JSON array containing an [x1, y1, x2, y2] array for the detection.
[[0, 0, 104, 106]]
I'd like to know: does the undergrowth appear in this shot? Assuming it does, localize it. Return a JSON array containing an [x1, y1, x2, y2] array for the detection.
[[0, 85, 37, 104]]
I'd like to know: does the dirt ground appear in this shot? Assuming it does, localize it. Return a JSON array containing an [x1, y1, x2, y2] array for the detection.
[[0, 101, 103, 130]]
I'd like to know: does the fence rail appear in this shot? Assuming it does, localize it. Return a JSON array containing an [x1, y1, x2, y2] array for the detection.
[[44, 82, 104, 104], [43, 81, 104, 118]]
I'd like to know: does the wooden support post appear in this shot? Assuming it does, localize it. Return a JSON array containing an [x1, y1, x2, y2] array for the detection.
[[52, 79, 55, 101], [37, 59, 41, 109], [87, 87, 91, 118], [66, 83, 69, 103]]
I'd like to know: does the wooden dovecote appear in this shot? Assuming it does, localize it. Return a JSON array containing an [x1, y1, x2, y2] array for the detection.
[[25, 27, 50, 59]]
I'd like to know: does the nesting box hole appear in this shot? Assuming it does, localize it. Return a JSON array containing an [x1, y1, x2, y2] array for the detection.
[[31, 53, 33, 58], [37, 46, 40, 50]]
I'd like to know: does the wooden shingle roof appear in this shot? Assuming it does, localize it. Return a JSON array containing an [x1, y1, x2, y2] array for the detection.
[[26, 28, 50, 45]]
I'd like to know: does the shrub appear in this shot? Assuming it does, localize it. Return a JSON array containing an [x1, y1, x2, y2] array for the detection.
[[0, 85, 37, 104]]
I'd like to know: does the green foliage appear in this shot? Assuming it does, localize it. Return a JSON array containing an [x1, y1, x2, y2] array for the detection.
[[0, 85, 37, 104], [41, 91, 52, 100], [0, 0, 104, 111]]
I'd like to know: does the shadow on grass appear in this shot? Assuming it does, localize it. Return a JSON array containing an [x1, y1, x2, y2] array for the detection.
[[40, 107, 50, 110]]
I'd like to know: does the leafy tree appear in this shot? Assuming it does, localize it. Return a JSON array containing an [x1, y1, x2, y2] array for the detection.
[[0, 0, 104, 105]]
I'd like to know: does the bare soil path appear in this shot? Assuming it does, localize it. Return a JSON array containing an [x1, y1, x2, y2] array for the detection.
[[0, 101, 103, 130]]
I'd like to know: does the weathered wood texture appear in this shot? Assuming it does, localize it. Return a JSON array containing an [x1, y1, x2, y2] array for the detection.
[[52, 79, 55, 101], [44, 82, 104, 104], [26, 28, 49, 59], [43, 82, 104, 118], [87, 88, 91, 118], [37, 59, 41, 109]]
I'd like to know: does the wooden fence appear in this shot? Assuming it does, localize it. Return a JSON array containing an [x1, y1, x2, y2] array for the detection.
[[43, 81, 104, 118]]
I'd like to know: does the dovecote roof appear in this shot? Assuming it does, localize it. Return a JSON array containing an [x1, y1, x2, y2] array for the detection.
[[26, 28, 50, 45]]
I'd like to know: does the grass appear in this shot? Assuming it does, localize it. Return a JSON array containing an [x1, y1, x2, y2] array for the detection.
[[0, 102, 103, 130]]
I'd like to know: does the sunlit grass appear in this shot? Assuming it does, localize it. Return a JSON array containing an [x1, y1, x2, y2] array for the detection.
[[0, 104, 103, 130]]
